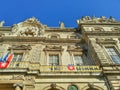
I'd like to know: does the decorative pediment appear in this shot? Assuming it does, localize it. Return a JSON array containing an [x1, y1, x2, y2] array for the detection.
[[9, 45, 31, 50], [92, 26, 104, 31], [96, 38, 117, 44], [77, 16, 120, 24], [11, 17, 46, 37], [67, 46, 83, 52], [44, 45, 64, 51]]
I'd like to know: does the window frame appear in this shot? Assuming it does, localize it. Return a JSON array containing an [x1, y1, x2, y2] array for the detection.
[[104, 46, 120, 64], [12, 53, 23, 62], [73, 54, 84, 65], [46, 52, 61, 66], [49, 54, 59, 66]]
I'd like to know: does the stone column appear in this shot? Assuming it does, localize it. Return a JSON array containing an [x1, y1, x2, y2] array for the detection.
[[13, 83, 23, 90]]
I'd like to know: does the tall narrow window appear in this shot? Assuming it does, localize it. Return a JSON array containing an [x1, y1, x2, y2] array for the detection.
[[74, 55, 83, 65], [49, 55, 59, 66], [12, 53, 23, 62], [106, 47, 120, 64]]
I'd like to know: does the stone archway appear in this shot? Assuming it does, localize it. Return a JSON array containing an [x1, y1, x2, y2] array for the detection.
[[82, 83, 104, 90]]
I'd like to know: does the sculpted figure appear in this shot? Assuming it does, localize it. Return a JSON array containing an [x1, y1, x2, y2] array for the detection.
[[59, 22, 65, 29], [0, 21, 5, 27]]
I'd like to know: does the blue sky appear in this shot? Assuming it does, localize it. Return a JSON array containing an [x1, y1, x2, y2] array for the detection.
[[0, 0, 120, 27]]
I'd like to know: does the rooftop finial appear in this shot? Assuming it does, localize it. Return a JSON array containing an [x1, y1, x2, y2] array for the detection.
[[59, 22, 65, 29], [0, 21, 5, 27]]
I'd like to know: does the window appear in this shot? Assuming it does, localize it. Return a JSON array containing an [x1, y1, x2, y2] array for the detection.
[[12, 53, 23, 62], [105, 47, 120, 64], [68, 85, 78, 90], [49, 55, 59, 65], [74, 55, 83, 65]]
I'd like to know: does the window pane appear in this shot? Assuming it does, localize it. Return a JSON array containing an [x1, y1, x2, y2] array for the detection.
[[106, 47, 120, 64], [49, 55, 59, 65], [12, 53, 23, 62], [74, 55, 83, 65]]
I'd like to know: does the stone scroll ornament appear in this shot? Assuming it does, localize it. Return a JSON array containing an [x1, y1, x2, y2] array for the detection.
[[0, 52, 14, 68]]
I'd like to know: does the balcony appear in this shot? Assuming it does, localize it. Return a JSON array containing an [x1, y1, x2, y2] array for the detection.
[[40, 65, 102, 73], [0, 62, 102, 73]]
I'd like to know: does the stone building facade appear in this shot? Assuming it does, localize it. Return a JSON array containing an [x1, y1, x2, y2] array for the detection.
[[0, 16, 120, 90]]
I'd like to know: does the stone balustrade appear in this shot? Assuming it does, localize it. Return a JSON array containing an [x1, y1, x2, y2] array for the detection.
[[40, 65, 101, 73], [0, 61, 102, 73]]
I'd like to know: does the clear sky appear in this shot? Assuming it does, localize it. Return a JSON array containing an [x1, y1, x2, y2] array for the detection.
[[0, 0, 120, 27]]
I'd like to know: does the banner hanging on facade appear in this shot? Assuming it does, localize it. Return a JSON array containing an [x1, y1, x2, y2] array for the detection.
[[0, 52, 14, 69]]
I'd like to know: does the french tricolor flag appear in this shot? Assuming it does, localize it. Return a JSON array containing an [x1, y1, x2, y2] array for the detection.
[[0, 53, 14, 69]]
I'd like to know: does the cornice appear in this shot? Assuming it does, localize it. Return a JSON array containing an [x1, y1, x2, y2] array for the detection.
[[83, 31, 120, 36], [45, 28, 77, 32], [0, 36, 82, 43], [79, 23, 120, 26]]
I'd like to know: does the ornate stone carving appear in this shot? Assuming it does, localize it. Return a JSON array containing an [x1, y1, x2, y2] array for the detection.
[[11, 17, 45, 37], [67, 45, 83, 52], [12, 75, 24, 80], [44, 45, 64, 51], [88, 82, 94, 88], [25, 76, 35, 82], [0, 21, 5, 27], [96, 38, 117, 44], [9, 45, 31, 50], [93, 27, 104, 31], [50, 83, 56, 89], [77, 16, 119, 24]]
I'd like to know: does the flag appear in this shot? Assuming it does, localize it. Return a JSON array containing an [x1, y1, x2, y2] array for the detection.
[[0, 53, 14, 69], [68, 64, 74, 70]]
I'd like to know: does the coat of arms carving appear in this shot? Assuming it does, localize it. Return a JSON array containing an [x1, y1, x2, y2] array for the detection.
[[11, 17, 46, 37]]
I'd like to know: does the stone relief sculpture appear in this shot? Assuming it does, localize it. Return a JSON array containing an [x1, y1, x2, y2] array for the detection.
[[0, 21, 5, 27], [77, 16, 119, 24], [11, 17, 46, 37]]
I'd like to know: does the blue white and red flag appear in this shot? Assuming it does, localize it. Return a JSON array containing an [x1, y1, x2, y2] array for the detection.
[[0, 52, 14, 69]]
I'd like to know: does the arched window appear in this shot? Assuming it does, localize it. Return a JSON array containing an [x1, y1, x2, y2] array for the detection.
[[68, 85, 78, 90]]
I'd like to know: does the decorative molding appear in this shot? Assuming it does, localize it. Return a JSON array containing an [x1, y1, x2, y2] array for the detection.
[[11, 75, 24, 80], [96, 38, 117, 44], [67, 45, 83, 52], [44, 45, 64, 52], [8, 45, 31, 50], [11, 17, 46, 37]]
